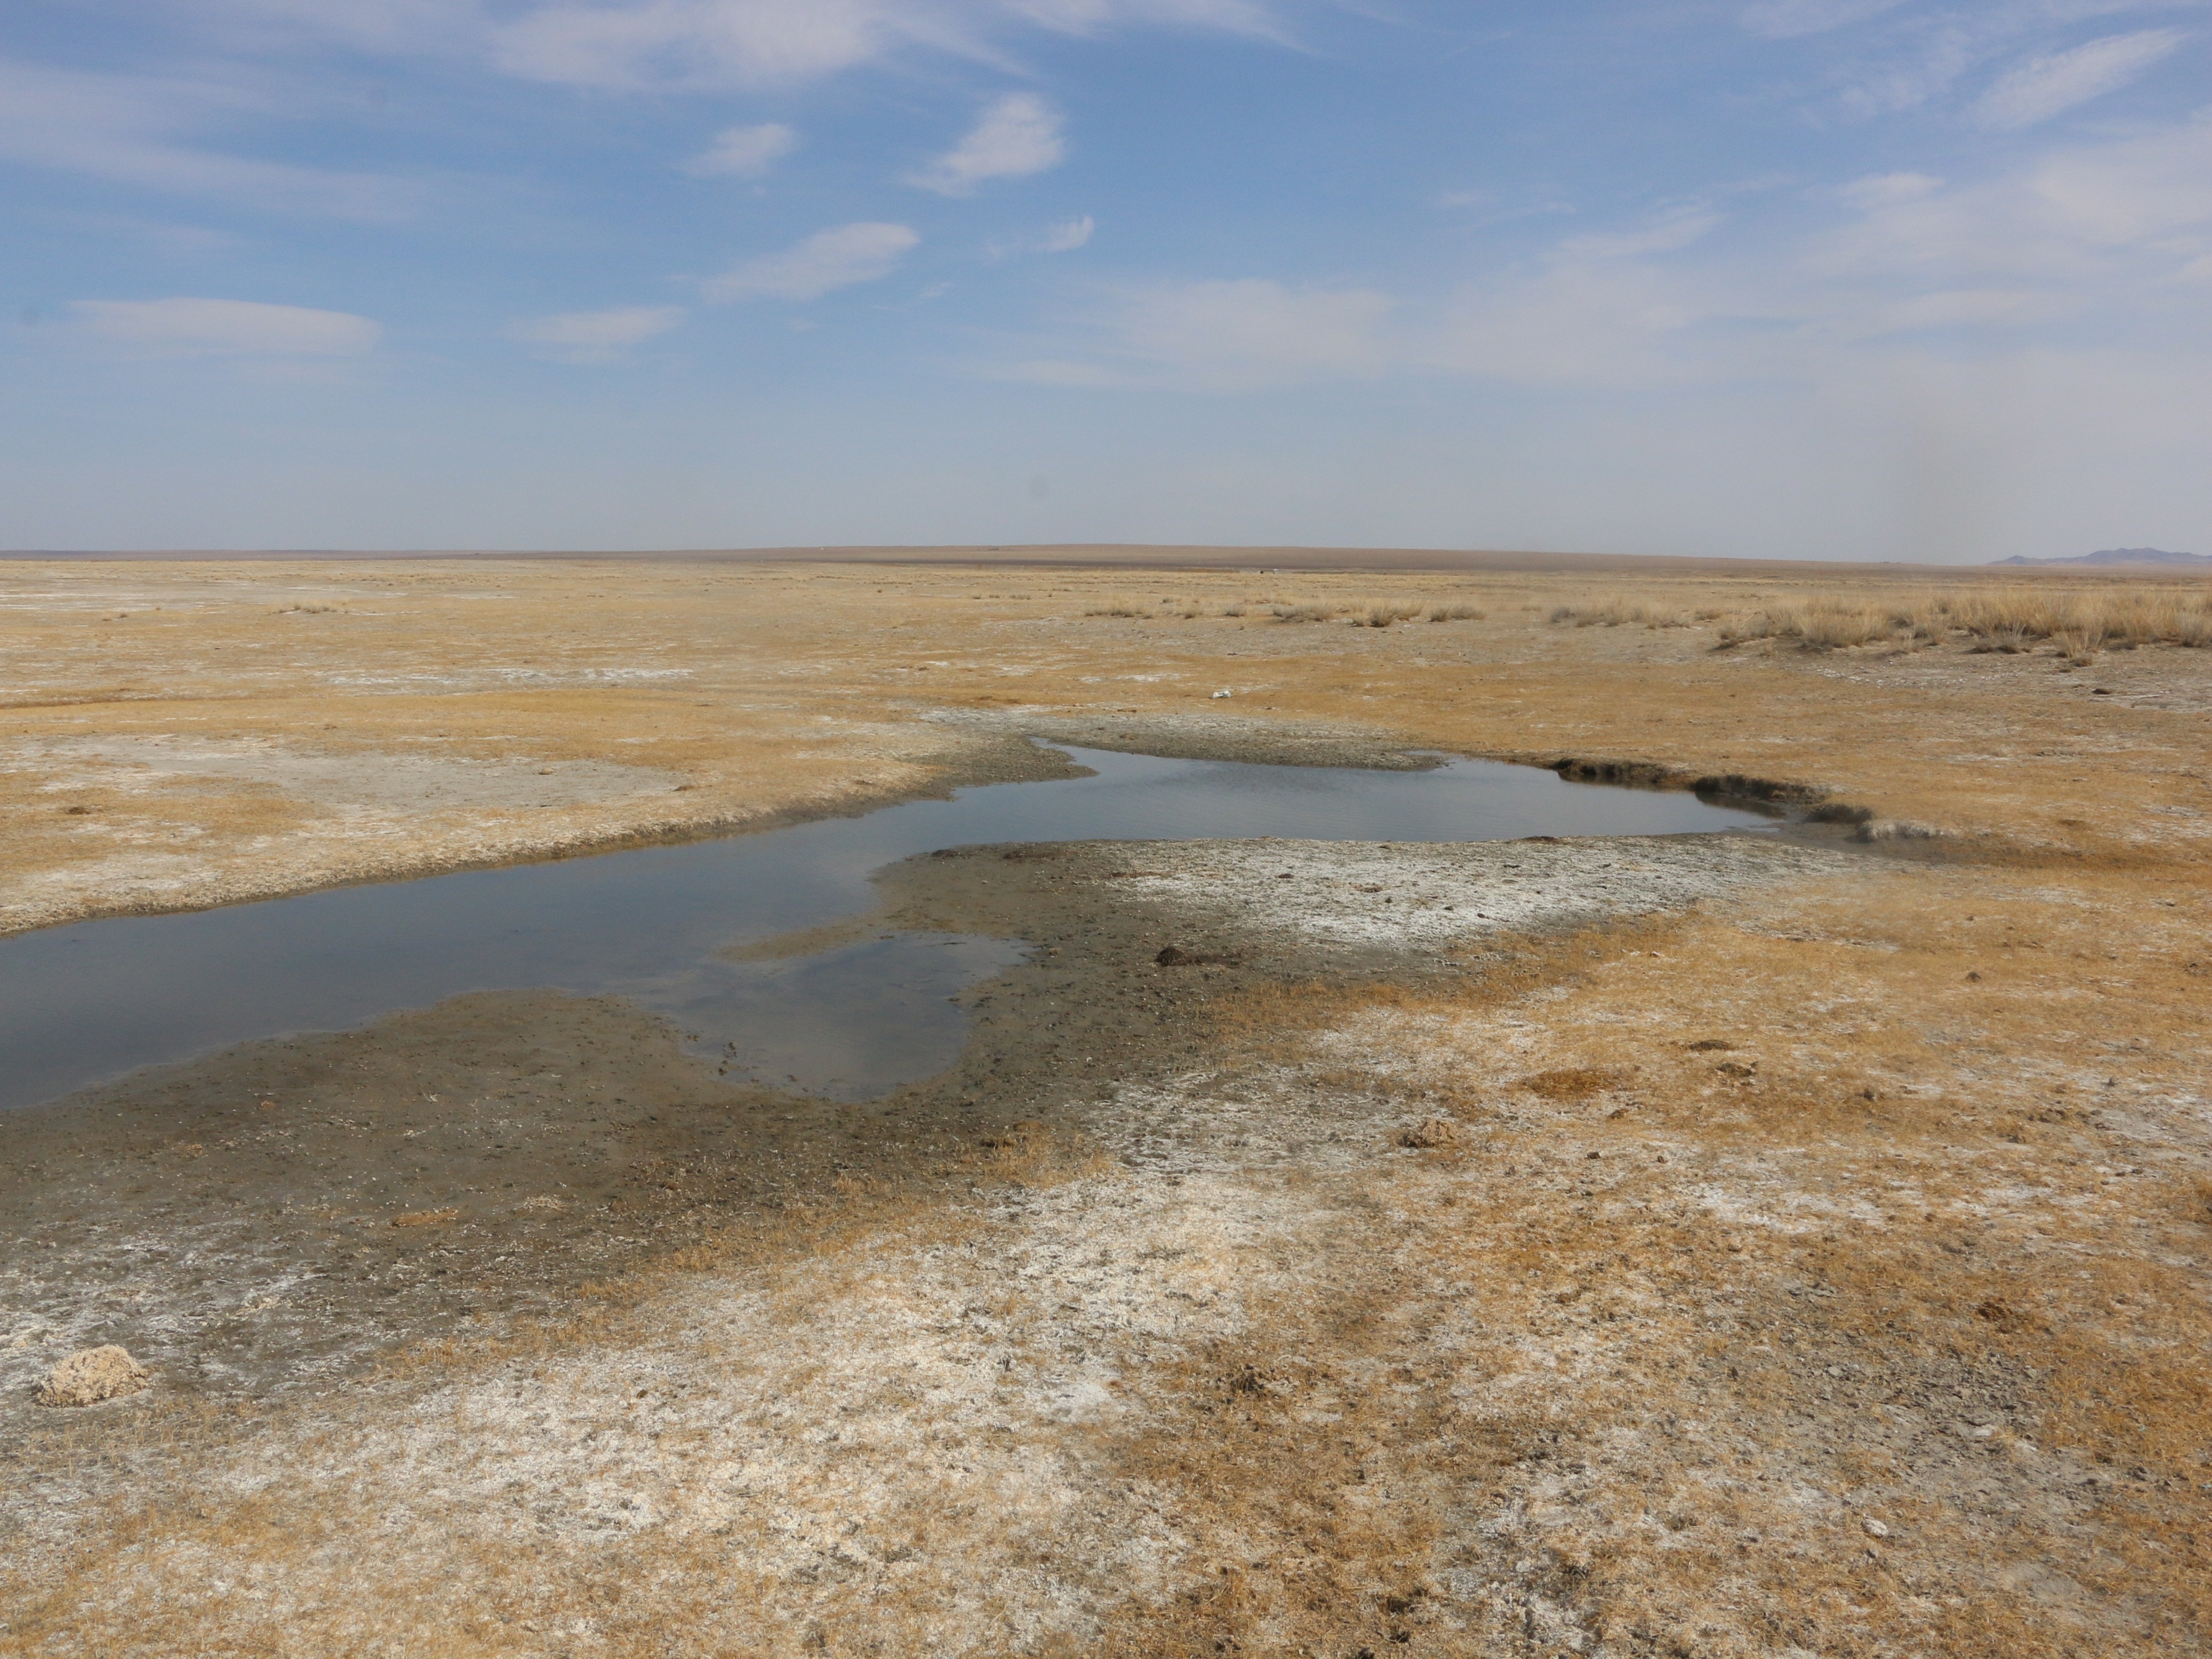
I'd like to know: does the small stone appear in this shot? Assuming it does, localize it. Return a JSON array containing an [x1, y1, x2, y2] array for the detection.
[[1211, 688, 1232, 699], [1861, 1517, 1890, 1539], [35, 1345, 152, 1408]]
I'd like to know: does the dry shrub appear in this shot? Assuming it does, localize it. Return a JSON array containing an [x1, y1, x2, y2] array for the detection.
[[1426, 602, 1485, 622], [1083, 596, 1146, 617], [1272, 602, 1344, 623]]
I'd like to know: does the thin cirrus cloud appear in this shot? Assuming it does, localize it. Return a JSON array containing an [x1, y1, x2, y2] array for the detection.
[[71, 297, 381, 356], [988, 114, 2212, 400], [509, 304, 686, 361], [0, 57, 420, 220], [1038, 214, 1094, 252], [701, 222, 920, 301], [682, 122, 797, 178], [908, 93, 1064, 195], [487, 0, 1285, 91], [989, 214, 1095, 258], [1971, 29, 2189, 130], [1558, 203, 1721, 260]]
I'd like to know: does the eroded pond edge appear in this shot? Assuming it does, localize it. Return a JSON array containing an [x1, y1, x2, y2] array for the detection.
[[2, 710, 1885, 944]]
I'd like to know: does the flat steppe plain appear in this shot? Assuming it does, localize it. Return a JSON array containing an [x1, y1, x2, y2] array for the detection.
[[3, 555, 2209, 1657]]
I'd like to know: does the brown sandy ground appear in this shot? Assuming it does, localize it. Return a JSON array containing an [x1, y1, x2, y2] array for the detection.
[[2, 556, 2210, 1656]]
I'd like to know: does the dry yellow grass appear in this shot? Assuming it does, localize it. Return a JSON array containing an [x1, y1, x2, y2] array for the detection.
[[3, 554, 2210, 1654], [1717, 582, 2212, 654], [5, 557, 2211, 935]]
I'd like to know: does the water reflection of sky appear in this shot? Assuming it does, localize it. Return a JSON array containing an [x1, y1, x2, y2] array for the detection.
[[0, 745, 1776, 1109]]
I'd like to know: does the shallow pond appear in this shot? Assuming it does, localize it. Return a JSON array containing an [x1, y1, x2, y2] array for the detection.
[[0, 744, 1778, 1110]]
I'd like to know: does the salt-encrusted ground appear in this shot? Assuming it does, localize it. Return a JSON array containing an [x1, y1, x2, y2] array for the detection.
[[9, 821, 2208, 1655], [6, 558, 2210, 1656]]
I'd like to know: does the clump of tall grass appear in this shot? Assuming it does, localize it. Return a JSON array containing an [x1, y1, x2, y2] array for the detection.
[[1083, 595, 1234, 619], [1548, 597, 1694, 629], [1426, 603, 1485, 623], [1718, 585, 2212, 656], [1718, 601, 1899, 650], [1272, 602, 1344, 623], [1354, 601, 1425, 628], [1949, 587, 2212, 651]]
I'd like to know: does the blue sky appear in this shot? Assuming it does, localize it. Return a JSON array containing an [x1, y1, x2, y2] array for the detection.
[[2, 1, 2208, 559]]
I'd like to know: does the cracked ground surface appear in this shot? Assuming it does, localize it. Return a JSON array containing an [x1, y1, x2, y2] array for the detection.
[[3, 554, 2210, 1656]]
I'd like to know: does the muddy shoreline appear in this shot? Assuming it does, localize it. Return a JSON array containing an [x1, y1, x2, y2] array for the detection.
[[1, 717, 1468, 943], [1, 825, 1842, 1469]]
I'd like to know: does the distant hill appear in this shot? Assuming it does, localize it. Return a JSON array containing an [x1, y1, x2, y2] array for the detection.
[[1992, 547, 2210, 567]]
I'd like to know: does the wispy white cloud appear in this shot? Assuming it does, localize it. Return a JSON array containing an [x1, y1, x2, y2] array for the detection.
[[1972, 28, 2189, 129], [1799, 5, 2196, 126], [1038, 213, 1095, 251], [989, 213, 1095, 258], [1559, 203, 1722, 259], [701, 221, 919, 301], [1813, 113, 2212, 283], [509, 304, 685, 360], [984, 105, 2212, 398], [683, 122, 797, 177], [909, 93, 1065, 195], [491, 0, 900, 91], [483, 0, 1282, 92], [72, 297, 380, 356], [1834, 22, 1984, 119], [0, 58, 422, 220], [191, 0, 487, 54]]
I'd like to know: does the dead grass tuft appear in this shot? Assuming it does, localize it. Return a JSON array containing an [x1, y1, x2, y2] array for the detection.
[[1516, 1066, 1627, 1100]]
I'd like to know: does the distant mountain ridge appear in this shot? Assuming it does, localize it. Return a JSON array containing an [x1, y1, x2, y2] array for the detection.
[[1991, 547, 2209, 567]]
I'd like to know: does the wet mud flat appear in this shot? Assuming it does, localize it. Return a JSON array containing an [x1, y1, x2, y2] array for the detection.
[[0, 829, 1842, 1477]]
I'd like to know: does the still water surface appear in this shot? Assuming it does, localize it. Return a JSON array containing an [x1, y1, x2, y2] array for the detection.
[[0, 744, 1777, 1110]]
